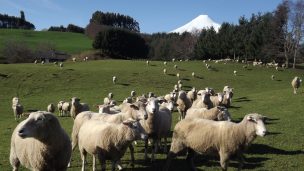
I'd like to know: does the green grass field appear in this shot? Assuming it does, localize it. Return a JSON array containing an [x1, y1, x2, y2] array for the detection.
[[0, 29, 93, 54], [0, 60, 303, 170]]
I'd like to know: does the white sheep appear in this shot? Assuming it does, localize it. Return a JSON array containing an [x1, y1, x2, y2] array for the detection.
[[47, 103, 55, 113], [140, 97, 172, 161], [72, 57, 76, 62], [10, 111, 71, 171], [34, 60, 38, 64], [164, 61, 167, 65], [234, 70, 237, 76], [291, 76, 301, 94], [176, 73, 180, 79], [172, 58, 175, 62], [163, 68, 167, 75], [187, 87, 197, 103], [78, 119, 147, 171], [191, 72, 195, 78], [146, 60, 150, 66], [131, 90, 136, 97], [176, 90, 192, 120], [12, 97, 23, 120], [70, 101, 148, 167], [174, 64, 178, 69], [41, 61, 45, 65], [271, 75, 275, 80], [210, 93, 224, 107], [104, 92, 114, 105], [113, 76, 117, 84], [192, 89, 212, 109], [70, 97, 90, 119], [57, 101, 64, 116], [97, 104, 120, 114], [61, 101, 71, 117], [164, 113, 267, 171], [186, 106, 231, 121], [59, 62, 63, 68]]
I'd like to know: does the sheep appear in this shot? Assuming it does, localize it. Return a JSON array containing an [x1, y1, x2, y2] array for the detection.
[[59, 62, 63, 68], [222, 87, 234, 107], [140, 97, 172, 161], [97, 104, 120, 114], [62, 101, 71, 117], [123, 97, 133, 103], [112, 76, 117, 84], [210, 92, 224, 107], [57, 101, 64, 116], [131, 90, 136, 98], [164, 113, 267, 171], [191, 72, 195, 78], [83, 56, 89, 61], [164, 92, 177, 103], [12, 97, 23, 120], [192, 89, 212, 109], [275, 66, 279, 71], [41, 61, 45, 65], [176, 90, 192, 120], [291, 76, 301, 94], [177, 80, 182, 85], [148, 92, 155, 98], [47, 103, 55, 113], [78, 119, 147, 171], [104, 92, 114, 105], [271, 75, 275, 80], [146, 60, 150, 66], [205, 87, 215, 95], [164, 61, 167, 65], [70, 101, 148, 167], [172, 58, 176, 62], [70, 97, 90, 119], [234, 70, 237, 76], [174, 64, 178, 69], [187, 87, 197, 103], [10, 111, 71, 171], [176, 73, 180, 79], [34, 60, 38, 64], [223, 86, 233, 94], [163, 68, 167, 75], [72, 57, 76, 62], [186, 106, 231, 121]]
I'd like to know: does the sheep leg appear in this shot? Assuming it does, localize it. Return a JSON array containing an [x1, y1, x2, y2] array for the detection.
[[219, 150, 229, 171], [186, 148, 196, 171], [237, 151, 245, 170], [151, 138, 157, 162], [98, 153, 106, 171], [93, 155, 97, 171], [80, 149, 87, 171], [144, 139, 149, 161], [164, 151, 178, 171], [128, 144, 135, 167], [114, 160, 123, 171], [163, 137, 168, 153], [9, 151, 20, 171]]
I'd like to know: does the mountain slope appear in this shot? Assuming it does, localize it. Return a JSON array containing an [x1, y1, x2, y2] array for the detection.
[[170, 15, 221, 34]]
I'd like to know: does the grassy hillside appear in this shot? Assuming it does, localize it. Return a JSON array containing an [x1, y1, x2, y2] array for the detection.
[[0, 60, 303, 170], [0, 29, 93, 54]]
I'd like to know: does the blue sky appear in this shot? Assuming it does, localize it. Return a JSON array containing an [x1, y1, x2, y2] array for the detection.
[[0, 0, 283, 33]]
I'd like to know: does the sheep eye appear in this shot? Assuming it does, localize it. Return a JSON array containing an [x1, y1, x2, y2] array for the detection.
[[36, 118, 43, 121]]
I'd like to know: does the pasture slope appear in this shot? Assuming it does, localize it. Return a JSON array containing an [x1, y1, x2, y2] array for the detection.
[[0, 29, 92, 55], [0, 60, 303, 170]]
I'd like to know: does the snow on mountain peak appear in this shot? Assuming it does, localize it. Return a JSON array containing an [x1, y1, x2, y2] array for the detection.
[[170, 14, 221, 34]]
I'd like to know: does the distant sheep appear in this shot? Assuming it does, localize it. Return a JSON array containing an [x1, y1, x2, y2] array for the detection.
[[112, 76, 117, 84], [291, 76, 301, 94], [271, 75, 275, 80], [34, 60, 38, 64], [12, 97, 23, 120], [187, 87, 197, 103], [72, 57, 76, 62], [176, 73, 180, 79], [191, 72, 195, 78], [146, 60, 150, 66], [234, 70, 237, 76], [10, 111, 71, 171], [57, 101, 64, 116], [59, 62, 63, 68], [61, 101, 71, 117], [70, 97, 90, 119], [164, 61, 167, 65], [164, 113, 267, 171], [174, 64, 178, 69], [104, 92, 114, 105], [163, 68, 167, 74], [131, 90, 136, 97], [47, 103, 55, 113]]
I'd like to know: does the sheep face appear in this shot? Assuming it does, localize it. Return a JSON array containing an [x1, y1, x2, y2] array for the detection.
[[130, 102, 148, 120], [163, 101, 174, 112], [123, 119, 147, 140], [108, 93, 114, 99], [146, 98, 159, 114], [217, 106, 231, 121], [246, 114, 267, 137], [71, 97, 80, 106], [18, 111, 53, 139]]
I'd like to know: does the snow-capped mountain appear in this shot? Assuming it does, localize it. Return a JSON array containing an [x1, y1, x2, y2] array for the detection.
[[170, 15, 221, 34]]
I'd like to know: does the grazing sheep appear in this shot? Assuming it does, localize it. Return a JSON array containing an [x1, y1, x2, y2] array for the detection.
[[41, 61, 45, 65], [104, 92, 114, 105], [70, 97, 90, 119], [271, 75, 275, 80], [112, 76, 117, 84], [164, 61, 167, 65], [59, 62, 63, 68], [140, 97, 172, 161], [174, 64, 178, 69], [210, 93, 224, 107], [163, 68, 167, 75], [186, 106, 231, 121], [187, 87, 197, 103], [291, 76, 301, 94], [275, 66, 279, 71], [192, 89, 212, 109], [234, 70, 237, 76], [47, 103, 55, 113], [34, 60, 38, 64], [164, 113, 267, 171], [191, 72, 195, 78], [78, 119, 147, 171], [176, 73, 180, 79], [146, 60, 150, 66], [70, 101, 148, 167], [177, 80, 182, 85], [131, 90, 136, 97], [12, 97, 23, 120], [62, 102, 71, 117], [172, 58, 176, 62], [10, 111, 71, 171], [176, 91, 192, 120], [72, 57, 76, 62], [83, 56, 89, 61]]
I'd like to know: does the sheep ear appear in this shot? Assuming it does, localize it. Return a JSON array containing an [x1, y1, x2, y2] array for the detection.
[[122, 120, 132, 127], [247, 115, 256, 122], [130, 104, 139, 110]]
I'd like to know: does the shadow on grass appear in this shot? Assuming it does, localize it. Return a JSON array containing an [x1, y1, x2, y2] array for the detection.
[[248, 144, 304, 155], [182, 78, 190, 81], [168, 74, 176, 77], [276, 79, 282, 82], [0, 73, 8, 78], [234, 96, 252, 102], [195, 76, 204, 79], [118, 83, 130, 86], [150, 64, 157, 67], [178, 69, 186, 71], [229, 105, 241, 109]]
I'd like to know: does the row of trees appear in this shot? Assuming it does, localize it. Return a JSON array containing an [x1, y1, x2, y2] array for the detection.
[[48, 24, 85, 33], [0, 11, 35, 30]]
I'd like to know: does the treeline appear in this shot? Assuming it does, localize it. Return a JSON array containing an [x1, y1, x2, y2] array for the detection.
[[48, 24, 85, 33], [0, 11, 35, 30]]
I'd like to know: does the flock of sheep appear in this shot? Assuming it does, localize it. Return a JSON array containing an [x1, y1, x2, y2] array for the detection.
[[9, 59, 302, 171]]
